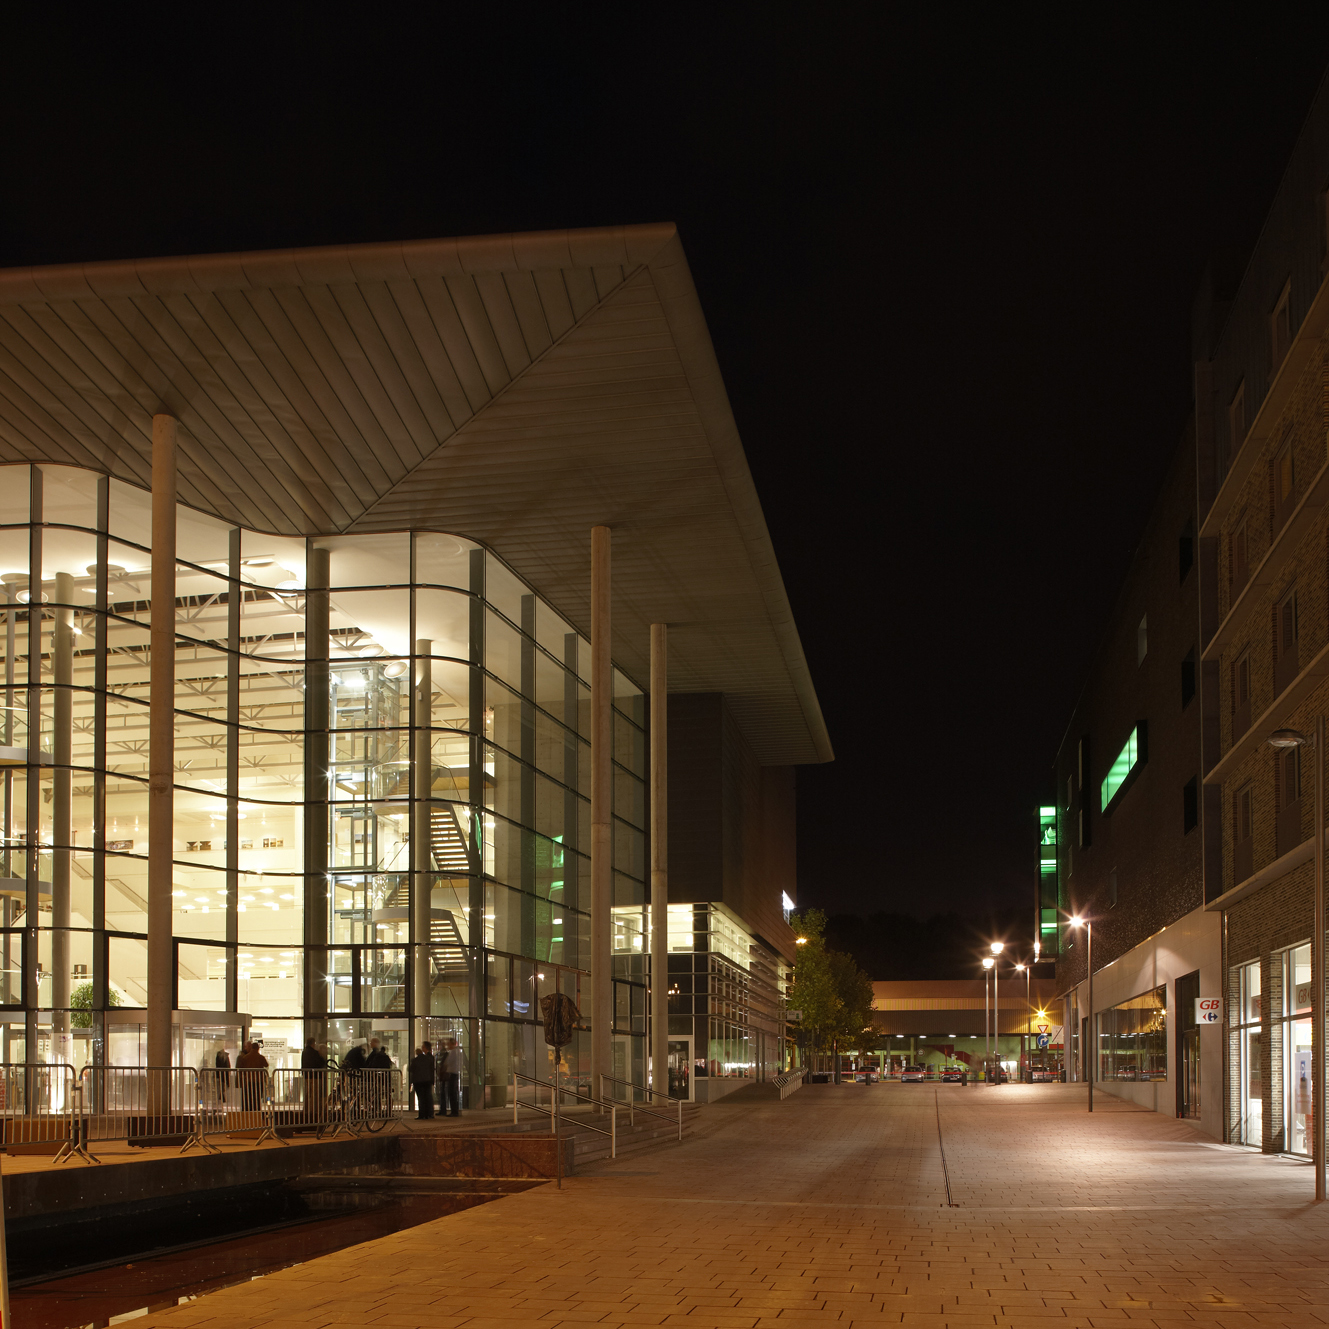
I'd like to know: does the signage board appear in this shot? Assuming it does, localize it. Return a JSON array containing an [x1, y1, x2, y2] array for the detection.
[[786, 1009, 803, 1022], [1036, 1034, 1050, 1049], [1195, 998, 1221, 1025], [1296, 983, 1315, 1012], [257, 1037, 288, 1053]]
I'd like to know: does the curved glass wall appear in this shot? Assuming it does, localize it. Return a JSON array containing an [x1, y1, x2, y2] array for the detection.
[[0, 465, 647, 1099]]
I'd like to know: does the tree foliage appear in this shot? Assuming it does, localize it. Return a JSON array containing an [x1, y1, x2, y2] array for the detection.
[[788, 909, 876, 1053], [71, 981, 121, 1029]]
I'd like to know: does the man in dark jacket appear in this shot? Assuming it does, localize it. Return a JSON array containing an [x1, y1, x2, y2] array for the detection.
[[364, 1039, 393, 1119], [341, 1042, 368, 1073], [301, 1036, 328, 1123], [409, 1042, 436, 1119]]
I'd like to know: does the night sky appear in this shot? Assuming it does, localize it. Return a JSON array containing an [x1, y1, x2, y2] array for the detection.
[[4, 10, 1329, 924]]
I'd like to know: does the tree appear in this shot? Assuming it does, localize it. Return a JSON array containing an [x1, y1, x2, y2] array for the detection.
[[788, 910, 876, 1075], [71, 982, 121, 1029]]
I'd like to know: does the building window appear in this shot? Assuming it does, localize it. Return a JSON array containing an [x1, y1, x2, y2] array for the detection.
[[1231, 959, 1262, 1147], [1101, 724, 1145, 812], [1271, 280, 1292, 371], [1276, 745, 1303, 858], [1235, 783, 1254, 884], [1181, 649, 1196, 709], [1108, 870, 1118, 908], [1097, 985, 1166, 1083], [1274, 585, 1299, 696], [1272, 435, 1297, 532], [1233, 649, 1252, 738], [1229, 382, 1246, 460], [780, 892, 794, 923], [1230, 517, 1249, 596], [1178, 518, 1194, 583], [1183, 776, 1199, 834], [1137, 615, 1148, 665]]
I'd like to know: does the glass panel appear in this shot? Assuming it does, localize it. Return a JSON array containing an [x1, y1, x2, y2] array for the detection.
[[1240, 959, 1261, 1025], [1097, 985, 1167, 1082], [39, 466, 100, 530], [415, 589, 470, 659], [1287, 1016, 1314, 1156], [1241, 1025, 1263, 1147], [40, 528, 100, 587], [1287, 944, 1312, 1013], [613, 667, 644, 727], [237, 945, 303, 1017], [240, 532, 307, 592], [363, 947, 405, 1013], [109, 934, 148, 1007], [178, 942, 229, 1010], [175, 507, 233, 569], [487, 951, 511, 1016], [174, 569, 232, 647], [330, 588, 410, 658], [1101, 727, 1140, 810], [485, 553, 525, 623], [414, 531, 476, 590], [108, 478, 153, 548], [485, 611, 522, 692], [0, 466, 30, 525], [319, 533, 409, 589]]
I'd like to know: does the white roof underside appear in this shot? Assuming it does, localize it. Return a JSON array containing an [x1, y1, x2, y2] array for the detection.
[[0, 223, 831, 765]]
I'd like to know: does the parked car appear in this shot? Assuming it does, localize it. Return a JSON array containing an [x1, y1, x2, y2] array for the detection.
[[940, 1066, 965, 1083], [900, 1065, 926, 1083]]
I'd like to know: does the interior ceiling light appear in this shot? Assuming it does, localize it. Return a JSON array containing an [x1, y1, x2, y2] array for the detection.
[[383, 661, 408, 678], [359, 645, 383, 657]]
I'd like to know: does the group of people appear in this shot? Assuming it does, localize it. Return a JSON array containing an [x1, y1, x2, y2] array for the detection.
[[407, 1037, 463, 1119]]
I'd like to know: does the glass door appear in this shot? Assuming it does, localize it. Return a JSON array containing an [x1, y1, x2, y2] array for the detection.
[[667, 1037, 692, 1101], [1283, 944, 1312, 1156]]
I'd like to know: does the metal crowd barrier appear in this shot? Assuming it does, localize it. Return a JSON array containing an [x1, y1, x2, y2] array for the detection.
[[773, 1067, 807, 1100], [0, 1063, 95, 1163]]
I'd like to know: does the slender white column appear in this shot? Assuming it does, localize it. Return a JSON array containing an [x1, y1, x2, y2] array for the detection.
[[590, 527, 612, 1102], [147, 415, 177, 1081], [649, 623, 668, 1096], [51, 571, 73, 1066], [414, 641, 433, 1051]]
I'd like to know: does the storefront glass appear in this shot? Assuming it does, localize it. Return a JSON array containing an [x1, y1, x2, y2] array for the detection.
[[1231, 958, 1262, 1147], [0, 464, 649, 1083], [1282, 943, 1313, 1157], [1097, 985, 1167, 1082]]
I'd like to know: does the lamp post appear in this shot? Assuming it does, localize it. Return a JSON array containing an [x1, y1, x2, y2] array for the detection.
[[990, 942, 1004, 1083], [1014, 961, 1029, 1082], [982, 956, 994, 1081], [1069, 915, 1092, 1111], [1268, 721, 1325, 1202]]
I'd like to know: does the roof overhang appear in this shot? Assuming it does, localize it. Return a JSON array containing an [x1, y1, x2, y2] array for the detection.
[[0, 223, 831, 765]]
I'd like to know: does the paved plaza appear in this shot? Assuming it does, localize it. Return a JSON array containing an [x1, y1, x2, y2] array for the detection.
[[131, 1081, 1329, 1328]]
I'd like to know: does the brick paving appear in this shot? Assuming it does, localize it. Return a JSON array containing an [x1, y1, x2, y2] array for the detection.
[[129, 1081, 1329, 1328]]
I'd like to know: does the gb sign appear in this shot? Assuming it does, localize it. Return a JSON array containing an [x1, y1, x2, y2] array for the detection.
[[1195, 997, 1221, 1024]]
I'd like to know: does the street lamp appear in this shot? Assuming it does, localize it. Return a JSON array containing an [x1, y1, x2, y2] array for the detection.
[[1267, 720, 1325, 1203], [982, 956, 995, 1080], [1014, 961, 1029, 1082], [1068, 915, 1092, 1112], [990, 942, 1004, 1084]]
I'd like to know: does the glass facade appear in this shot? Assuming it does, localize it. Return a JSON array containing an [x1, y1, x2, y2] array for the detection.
[[1231, 958, 1262, 1147], [1096, 985, 1167, 1082], [0, 464, 650, 1100], [1281, 943, 1313, 1157]]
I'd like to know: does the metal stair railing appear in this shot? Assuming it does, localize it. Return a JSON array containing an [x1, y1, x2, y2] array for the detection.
[[597, 1073, 684, 1140], [772, 1067, 807, 1101], [510, 1068, 617, 1158]]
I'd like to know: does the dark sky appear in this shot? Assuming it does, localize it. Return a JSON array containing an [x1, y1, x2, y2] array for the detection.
[[4, 9, 1329, 920]]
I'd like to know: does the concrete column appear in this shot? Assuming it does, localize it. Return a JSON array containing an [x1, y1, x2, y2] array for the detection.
[[51, 572, 74, 1065], [590, 526, 612, 1102], [147, 415, 177, 1077], [649, 623, 668, 1096], [414, 640, 432, 1049]]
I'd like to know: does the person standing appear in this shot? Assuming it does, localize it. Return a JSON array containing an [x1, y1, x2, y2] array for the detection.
[[213, 1042, 231, 1102], [440, 1037, 463, 1117], [409, 1042, 436, 1119], [301, 1035, 328, 1123], [236, 1041, 268, 1115], [365, 1038, 393, 1117]]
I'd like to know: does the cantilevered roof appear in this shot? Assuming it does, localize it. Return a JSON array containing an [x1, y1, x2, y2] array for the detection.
[[0, 223, 831, 765]]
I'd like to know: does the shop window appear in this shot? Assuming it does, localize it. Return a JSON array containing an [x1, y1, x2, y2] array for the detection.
[[1272, 436, 1297, 534], [1097, 985, 1166, 1083], [1276, 744, 1304, 858], [1274, 585, 1299, 696], [1183, 777, 1199, 834], [1181, 649, 1196, 709], [1282, 944, 1313, 1156], [1231, 958, 1262, 1147], [1233, 650, 1251, 738], [1234, 784, 1254, 884]]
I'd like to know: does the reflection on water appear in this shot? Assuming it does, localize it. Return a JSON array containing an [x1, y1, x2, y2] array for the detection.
[[12, 1188, 501, 1329]]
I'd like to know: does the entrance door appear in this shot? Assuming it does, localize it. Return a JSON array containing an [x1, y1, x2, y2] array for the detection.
[[666, 1037, 692, 1101], [1176, 970, 1200, 1119]]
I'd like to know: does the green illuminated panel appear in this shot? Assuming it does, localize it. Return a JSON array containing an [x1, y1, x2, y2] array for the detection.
[[1101, 727, 1139, 811]]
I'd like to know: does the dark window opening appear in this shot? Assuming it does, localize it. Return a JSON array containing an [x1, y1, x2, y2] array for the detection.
[[1183, 777, 1199, 834], [1181, 649, 1196, 709], [1108, 870, 1118, 908], [1179, 520, 1194, 583], [1274, 585, 1299, 696]]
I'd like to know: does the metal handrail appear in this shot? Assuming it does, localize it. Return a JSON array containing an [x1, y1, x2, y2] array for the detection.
[[597, 1073, 683, 1139], [773, 1067, 807, 1101], [510, 1069, 617, 1158]]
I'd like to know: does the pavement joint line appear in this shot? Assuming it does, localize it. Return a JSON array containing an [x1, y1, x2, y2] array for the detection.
[[623, 1197, 1329, 1213]]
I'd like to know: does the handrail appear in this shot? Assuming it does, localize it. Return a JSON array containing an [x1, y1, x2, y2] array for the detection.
[[773, 1067, 806, 1101], [510, 1069, 616, 1158], [598, 1073, 683, 1139]]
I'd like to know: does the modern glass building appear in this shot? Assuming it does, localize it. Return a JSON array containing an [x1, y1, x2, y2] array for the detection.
[[0, 223, 831, 1104]]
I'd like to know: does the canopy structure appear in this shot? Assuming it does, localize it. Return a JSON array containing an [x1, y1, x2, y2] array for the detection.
[[0, 223, 830, 765]]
